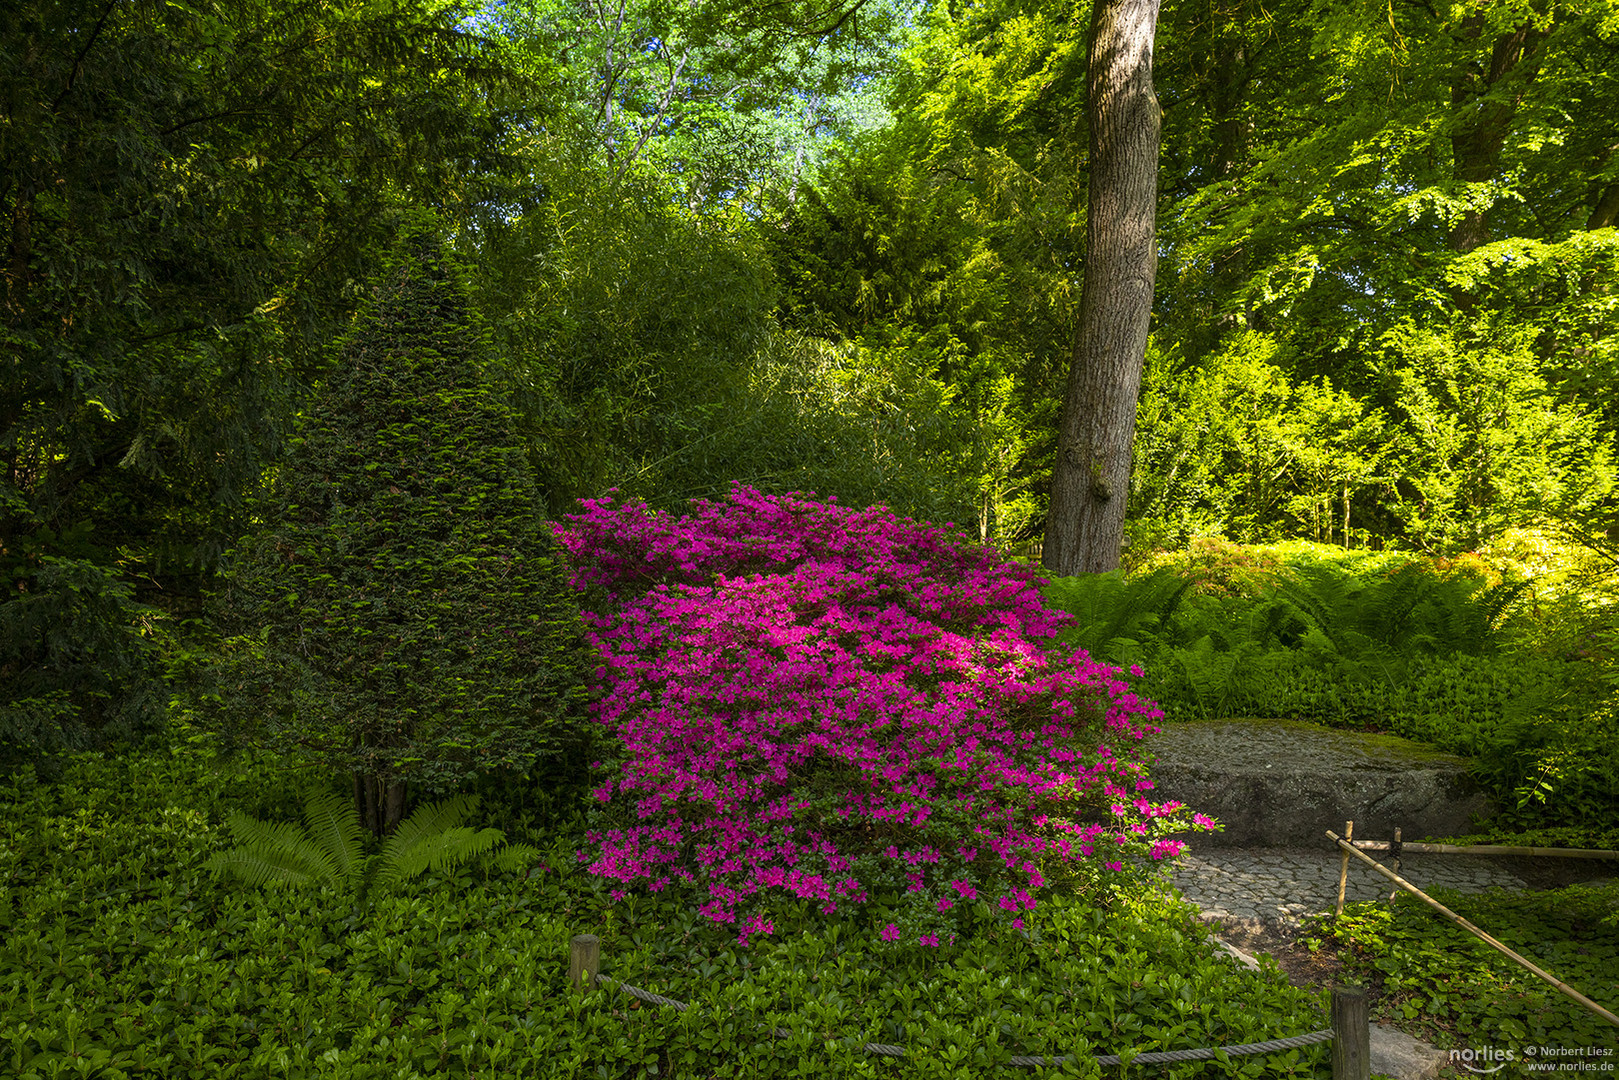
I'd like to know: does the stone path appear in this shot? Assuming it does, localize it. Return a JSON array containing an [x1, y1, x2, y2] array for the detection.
[[1165, 845, 1531, 925]]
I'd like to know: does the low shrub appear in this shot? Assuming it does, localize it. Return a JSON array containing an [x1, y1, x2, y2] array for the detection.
[[554, 487, 1209, 946]]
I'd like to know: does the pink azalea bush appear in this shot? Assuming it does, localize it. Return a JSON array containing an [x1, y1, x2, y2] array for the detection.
[[554, 486, 1209, 946]]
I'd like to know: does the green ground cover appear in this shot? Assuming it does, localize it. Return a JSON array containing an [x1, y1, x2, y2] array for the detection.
[[0, 749, 1330, 1079], [1307, 887, 1619, 1059]]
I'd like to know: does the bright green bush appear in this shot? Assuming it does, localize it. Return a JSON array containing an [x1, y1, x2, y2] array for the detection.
[[204, 233, 592, 833]]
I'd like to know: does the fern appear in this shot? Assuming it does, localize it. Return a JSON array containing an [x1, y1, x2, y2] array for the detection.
[[298, 788, 366, 886], [206, 811, 340, 888], [1449, 578, 1532, 653], [207, 788, 513, 897], [492, 842, 542, 875], [375, 795, 504, 886], [1272, 564, 1357, 653], [1043, 569, 1190, 663]]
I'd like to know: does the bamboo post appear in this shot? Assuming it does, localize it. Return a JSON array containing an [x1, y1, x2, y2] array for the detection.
[[1327, 830, 1619, 1028], [1335, 821, 1353, 918], [1387, 827, 1401, 905], [570, 933, 601, 993], [1330, 987, 1370, 1080]]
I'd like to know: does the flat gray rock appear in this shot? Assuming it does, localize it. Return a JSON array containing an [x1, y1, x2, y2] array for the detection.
[[1371, 1021, 1450, 1080], [1147, 718, 1491, 848]]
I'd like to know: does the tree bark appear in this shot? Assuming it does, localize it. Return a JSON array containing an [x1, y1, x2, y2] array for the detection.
[[1043, 0, 1161, 576], [355, 772, 408, 836], [1448, 14, 1545, 257], [1587, 183, 1619, 231]]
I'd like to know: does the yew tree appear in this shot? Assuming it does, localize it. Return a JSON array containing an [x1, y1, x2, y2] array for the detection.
[[211, 235, 592, 835]]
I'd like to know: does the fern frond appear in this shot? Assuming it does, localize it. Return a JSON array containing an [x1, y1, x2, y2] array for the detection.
[[377, 824, 505, 886], [390, 794, 480, 843], [373, 795, 499, 885], [1046, 569, 1189, 662], [1468, 579, 1533, 652], [1274, 564, 1345, 647], [208, 810, 338, 887], [300, 788, 365, 884], [492, 842, 541, 875]]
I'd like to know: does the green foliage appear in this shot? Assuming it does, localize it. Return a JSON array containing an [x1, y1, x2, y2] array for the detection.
[[1131, 335, 1392, 548], [469, 144, 999, 531], [777, 0, 1619, 554], [484, 0, 905, 210], [1147, 0, 1619, 552], [469, 151, 777, 512], [1375, 316, 1614, 552], [763, 0, 1090, 544], [1308, 888, 1619, 1050], [204, 234, 593, 812], [207, 788, 514, 898], [0, 557, 164, 767], [208, 788, 365, 891], [1, 0, 523, 589], [0, 746, 1331, 1080], [1043, 569, 1190, 663], [373, 795, 509, 888], [1, 0, 535, 779]]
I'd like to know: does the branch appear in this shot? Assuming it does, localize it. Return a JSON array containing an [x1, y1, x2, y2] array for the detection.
[[613, 45, 690, 180], [51, 0, 120, 111]]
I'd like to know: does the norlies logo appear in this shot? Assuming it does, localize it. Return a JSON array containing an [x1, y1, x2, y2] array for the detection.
[[1451, 1046, 1516, 1074]]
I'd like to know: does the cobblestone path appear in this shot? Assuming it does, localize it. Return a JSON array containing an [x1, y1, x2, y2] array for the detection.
[[1166, 846, 1532, 924]]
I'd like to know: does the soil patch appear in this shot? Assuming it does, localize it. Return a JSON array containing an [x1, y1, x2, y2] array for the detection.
[[1203, 915, 1356, 995]]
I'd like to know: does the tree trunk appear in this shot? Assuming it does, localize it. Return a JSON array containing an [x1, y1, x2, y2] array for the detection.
[[1448, 14, 1545, 258], [1587, 183, 1619, 231], [1043, 0, 1162, 577], [355, 772, 408, 837]]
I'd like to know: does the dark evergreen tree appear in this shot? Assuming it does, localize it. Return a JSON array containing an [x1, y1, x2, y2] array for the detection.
[[209, 234, 592, 835]]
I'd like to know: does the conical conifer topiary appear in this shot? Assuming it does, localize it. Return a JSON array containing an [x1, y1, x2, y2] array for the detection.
[[210, 233, 591, 834]]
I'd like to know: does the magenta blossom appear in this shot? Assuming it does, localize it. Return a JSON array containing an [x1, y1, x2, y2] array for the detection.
[[555, 486, 1209, 935]]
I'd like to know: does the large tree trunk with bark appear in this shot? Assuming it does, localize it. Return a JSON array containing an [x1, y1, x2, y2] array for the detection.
[[1043, 0, 1161, 576]]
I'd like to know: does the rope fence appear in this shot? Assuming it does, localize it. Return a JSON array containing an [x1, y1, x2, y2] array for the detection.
[[568, 934, 1366, 1077]]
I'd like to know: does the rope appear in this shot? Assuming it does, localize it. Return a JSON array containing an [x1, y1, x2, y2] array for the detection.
[[594, 975, 1334, 1067], [1009, 1030, 1335, 1068]]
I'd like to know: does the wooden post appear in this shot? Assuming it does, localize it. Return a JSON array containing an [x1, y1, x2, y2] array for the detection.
[[1330, 987, 1370, 1080], [570, 934, 600, 993], [1335, 821, 1353, 918]]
